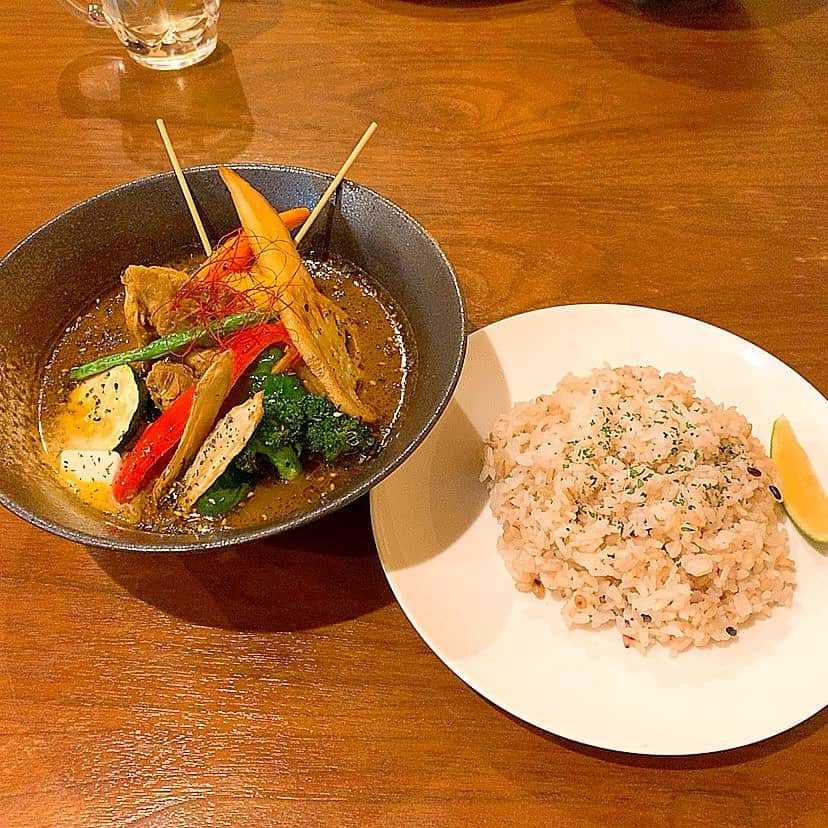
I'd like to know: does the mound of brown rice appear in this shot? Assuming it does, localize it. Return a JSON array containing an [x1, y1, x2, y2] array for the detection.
[[481, 366, 795, 652]]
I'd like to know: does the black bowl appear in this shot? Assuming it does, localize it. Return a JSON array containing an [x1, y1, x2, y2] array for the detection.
[[0, 164, 466, 551]]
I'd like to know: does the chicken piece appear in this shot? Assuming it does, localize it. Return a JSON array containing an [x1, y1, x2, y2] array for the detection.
[[121, 265, 189, 343], [183, 347, 220, 378], [178, 391, 265, 511], [219, 167, 376, 422], [152, 351, 234, 503], [145, 361, 195, 411]]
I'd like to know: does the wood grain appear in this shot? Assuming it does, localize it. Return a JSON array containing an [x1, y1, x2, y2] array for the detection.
[[0, 0, 826, 825]]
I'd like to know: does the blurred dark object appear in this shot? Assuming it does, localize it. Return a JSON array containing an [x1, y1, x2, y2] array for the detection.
[[601, 0, 826, 30]]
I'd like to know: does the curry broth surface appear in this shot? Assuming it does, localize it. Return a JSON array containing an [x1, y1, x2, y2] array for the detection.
[[39, 255, 412, 533]]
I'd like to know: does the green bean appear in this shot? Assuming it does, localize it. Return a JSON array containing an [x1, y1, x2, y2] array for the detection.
[[68, 312, 274, 381], [262, 445, 302, 481]]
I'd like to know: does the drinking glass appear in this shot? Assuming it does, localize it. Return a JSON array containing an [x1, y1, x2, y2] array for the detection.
[[61, 1, 220, 70]]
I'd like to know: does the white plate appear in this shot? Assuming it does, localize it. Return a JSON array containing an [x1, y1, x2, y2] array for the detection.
[[370, 304, 828, 755]]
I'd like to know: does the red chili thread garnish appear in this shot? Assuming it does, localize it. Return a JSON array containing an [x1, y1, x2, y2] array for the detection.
[[160, 230, 300, 350]]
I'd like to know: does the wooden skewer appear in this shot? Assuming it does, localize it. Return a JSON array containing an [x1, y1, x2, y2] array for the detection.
[[293, 121, 378, 245], [155, 118, 212, 256]]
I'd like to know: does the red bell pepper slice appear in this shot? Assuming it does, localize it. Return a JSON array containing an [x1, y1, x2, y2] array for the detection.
[[112, 322, 290, 503]]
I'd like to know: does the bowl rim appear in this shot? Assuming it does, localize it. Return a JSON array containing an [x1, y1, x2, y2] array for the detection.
[[0, 163, 467, 552]]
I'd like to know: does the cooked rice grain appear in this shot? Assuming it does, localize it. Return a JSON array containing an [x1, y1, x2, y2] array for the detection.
[[481, 366, 795, 653]]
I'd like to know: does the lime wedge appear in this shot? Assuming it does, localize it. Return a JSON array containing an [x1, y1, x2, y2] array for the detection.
[[770, 416, 828, 544]]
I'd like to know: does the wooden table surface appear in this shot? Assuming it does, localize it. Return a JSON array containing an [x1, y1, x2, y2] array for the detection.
[[1, 0, 826, 825]]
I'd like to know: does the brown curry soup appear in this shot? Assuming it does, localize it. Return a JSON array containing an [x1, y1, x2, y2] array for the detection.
[[39, 255, 412, 534]]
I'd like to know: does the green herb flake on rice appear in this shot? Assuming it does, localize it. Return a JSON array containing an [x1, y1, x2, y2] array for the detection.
[[481, 365, 795, 654]]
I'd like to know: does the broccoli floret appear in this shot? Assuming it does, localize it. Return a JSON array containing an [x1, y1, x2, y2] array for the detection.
[[248, 346, 285, 393], [257, 373, 307, 449], [255, 444, 301, 480], [233, 440, 263, 475], [233, 436, 301, 482], [302, 394, 336, 423], [240, 373, 307, 480], [240, 368, 375, 478], [263, 372, 306, 403], [303, 394, 375, 462]]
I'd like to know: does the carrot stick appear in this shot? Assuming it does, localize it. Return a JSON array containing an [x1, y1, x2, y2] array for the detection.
[[279, 207, 311, 231], [199, 232, 254, 280], [196, 208, 310, 282]]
